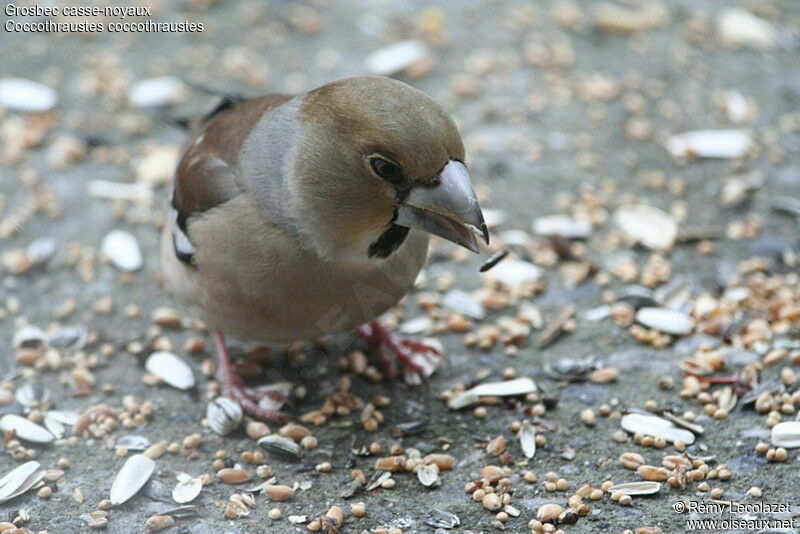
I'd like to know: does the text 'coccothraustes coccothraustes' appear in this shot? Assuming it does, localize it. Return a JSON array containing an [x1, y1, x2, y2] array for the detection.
[[161, 76, 489, 421]]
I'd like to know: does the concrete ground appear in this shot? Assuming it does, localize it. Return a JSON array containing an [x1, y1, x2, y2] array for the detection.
[[1, 0, 799, 533]]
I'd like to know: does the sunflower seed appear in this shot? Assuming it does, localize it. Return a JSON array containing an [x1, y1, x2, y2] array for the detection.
[[365, 471, 392, 492], [0, 78, 58, 112], [620, 413, 695, 445], [110, 454, 155, 505], [483, 260, 543, 290], [518, 421, 537, 459], [43, 414, 65, 439], [442, 289, 485, 319], [206, 397, 243, 436], [172, 473, 203, 504], [424, 509, 460, 529], [666, 129, 752, 159], [417, 463, 440, 488], [365, 40, 429, 76], [479, 249, 509, 273], [615, 205, 678, 250], [128, 76, 186, 108], [15, 383, 49, 408], [87, 179, 153, 202], [0, 461, 45, 504], [661, 412, 705, 435], [532, 215, 592, 238], [607, 481, 661, 496], [12, 325, 47, 349], [116, 435, 152, 451], [717, 8, 777, 50], [154, 505, 199, 518], [0, 414, 55, 443], [258, 434, 302, 462], [771, 422, 800, 449], [635, 307, 695, 335], [101, 230, 143, 272], [448, 377, 538, 409], [145, 351, 195, 390]]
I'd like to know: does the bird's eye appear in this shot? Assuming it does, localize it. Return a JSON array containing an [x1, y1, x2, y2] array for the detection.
[[369, 156, 403, 184]]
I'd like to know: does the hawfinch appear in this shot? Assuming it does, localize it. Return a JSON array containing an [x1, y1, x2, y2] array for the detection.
[[161, 76, 488, 421]]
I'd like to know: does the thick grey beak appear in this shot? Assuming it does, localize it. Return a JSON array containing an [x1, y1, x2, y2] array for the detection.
[[395, 160, 489, 253]]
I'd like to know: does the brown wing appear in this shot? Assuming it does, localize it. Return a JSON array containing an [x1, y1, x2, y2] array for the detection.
[[170, 94, 293, 263]]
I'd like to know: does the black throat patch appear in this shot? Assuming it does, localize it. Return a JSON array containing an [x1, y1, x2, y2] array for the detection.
[[368, 223, 410, 259]]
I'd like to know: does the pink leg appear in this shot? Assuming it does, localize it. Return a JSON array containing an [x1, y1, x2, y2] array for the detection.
[[355, 320, 446, 383], [212, 331, 290, 423]]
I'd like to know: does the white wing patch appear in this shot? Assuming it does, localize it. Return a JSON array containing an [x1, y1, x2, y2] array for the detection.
[[170, 206, 196, 262]]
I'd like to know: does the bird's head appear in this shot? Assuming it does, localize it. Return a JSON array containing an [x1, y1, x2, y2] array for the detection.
[[292, 76, 489, 260]]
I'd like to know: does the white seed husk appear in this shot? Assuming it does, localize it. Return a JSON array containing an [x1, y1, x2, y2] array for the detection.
[[12, 325, 48, 349], [109, 454, 155, 505], [0, 461, 43, 503], [607, 481, 661, 496], [482, 260, 543, 290], [206, 397, 243, 436], [172, 473, 203, 504], [614, 205, 678, 250], [448, 377, 538, 409], [417, 463, 440, 488], [0, 414, 55, 443], [101, 229, 143, 272], [532, 214, 592, 238], [442, 289, 485, 320], [635, 307, 695, 335], [128, 76, 186, 108], [666, 129, 752, 159], [717, 8, 777, 50], [518, 421, 537, 459], [771, 422, 800, 449], [620, 413, 695, 445], [145, 351, 196, 390], [365, 40, 429, 75], [0, 78, 58, 112]]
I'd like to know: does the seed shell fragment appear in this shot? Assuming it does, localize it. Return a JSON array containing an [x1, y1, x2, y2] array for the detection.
[[109, 454, 156, 505]]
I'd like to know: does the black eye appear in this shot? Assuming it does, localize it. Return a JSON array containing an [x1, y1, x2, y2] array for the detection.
[[370, 156, 403, 183]]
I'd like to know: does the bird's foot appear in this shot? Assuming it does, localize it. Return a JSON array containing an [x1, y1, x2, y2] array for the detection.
[[356, 320, 445, 384], [213, 331, 291, 423]]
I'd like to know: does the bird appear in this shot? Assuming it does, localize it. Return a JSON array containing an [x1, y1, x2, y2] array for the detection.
[[160, 76, 489, 422]]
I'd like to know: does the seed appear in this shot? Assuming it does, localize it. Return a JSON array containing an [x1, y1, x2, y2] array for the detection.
[[619, 452, 645, 470], [246, 421, 271, 440], [268, 507, 282, 519], [486, 435, 506, 456], [637, 465, 669, 481], [424, 453, 455, 470], [279, 422, 310, 441], [589, 489, 604, 500], [580, 408, 596, 426], [619, 494, 632, 506], [351, 502, 366, 518], [217, 468, 250, 484], [324, 505, 344, 528], [775, 447, 788, 462], [37, 486, 53, 498], [381, 478, 396, 489], [145, 515, 175, 532], [308, 520, 321, 531], [523, 470, 537, 483], [748, 486, 762, 497], [482, 492, 502, 511], [473, 406, 487, 418], [536, 504, 563, 522], [589, 367, 619, 383], [612, 430, 629, 443], [264, 484, 294, 501], [315, 461, 332, 473]]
